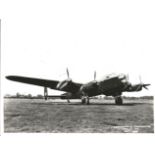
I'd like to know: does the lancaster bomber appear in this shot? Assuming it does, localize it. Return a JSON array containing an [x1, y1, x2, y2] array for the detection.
[[6, 69, 150, 105]]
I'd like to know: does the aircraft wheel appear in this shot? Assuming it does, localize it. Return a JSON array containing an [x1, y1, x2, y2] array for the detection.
[[115, 96, 123, 105]]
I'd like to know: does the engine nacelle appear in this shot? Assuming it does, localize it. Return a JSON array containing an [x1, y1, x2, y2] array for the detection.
[[61, 92, 78, 99], [56, 79, 71, 91], [127, 84, 142, 92], [80, 81, 98, 96]]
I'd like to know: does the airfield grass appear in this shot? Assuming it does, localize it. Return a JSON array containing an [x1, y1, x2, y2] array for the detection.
[[4, 99, 154, 133]]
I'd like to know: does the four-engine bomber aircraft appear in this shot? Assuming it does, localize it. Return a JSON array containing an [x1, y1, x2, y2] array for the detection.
[[6, 69, 150, 105]]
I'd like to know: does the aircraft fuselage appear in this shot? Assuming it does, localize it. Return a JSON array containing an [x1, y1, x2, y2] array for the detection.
[[79, 74, 129, 97]]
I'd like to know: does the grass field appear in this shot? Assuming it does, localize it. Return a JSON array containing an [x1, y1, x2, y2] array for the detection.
[[4, 98, 154, 133]]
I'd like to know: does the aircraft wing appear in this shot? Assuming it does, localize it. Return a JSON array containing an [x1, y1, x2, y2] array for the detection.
[[6, 75, 83, 93], [6, 75, 60, 89]]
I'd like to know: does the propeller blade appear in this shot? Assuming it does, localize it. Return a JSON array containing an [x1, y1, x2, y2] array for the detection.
[[126, 74, 129, 81], [135, 84, 142, 91], [94, 71, 96, 80], [139, 75, 142, 84], [143, 84, 150, 87], [143, 85, 148, 90], [142, 84, 150, 90], [66, 68, 69, 79], [138, 75, 150, 90]]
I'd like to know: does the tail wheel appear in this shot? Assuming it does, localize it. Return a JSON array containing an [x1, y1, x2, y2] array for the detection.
[[115, 96, 123, 105]]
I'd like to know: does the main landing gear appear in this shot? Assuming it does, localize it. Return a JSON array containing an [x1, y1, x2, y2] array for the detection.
[[81, 96, 90, 105], [115, 96, 123, 105], [44, 87, 48, 100]]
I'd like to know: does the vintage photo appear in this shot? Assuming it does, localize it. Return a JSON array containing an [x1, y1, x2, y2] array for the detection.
[[3, 1, 154, 134], [1, 1, 155, 155], [4, 71, 153, 133]]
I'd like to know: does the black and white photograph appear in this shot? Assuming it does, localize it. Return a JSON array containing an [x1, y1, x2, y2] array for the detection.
[[4, 73, 154, 133], [2, 2, 154, 134], [0, 0, 155, 155]]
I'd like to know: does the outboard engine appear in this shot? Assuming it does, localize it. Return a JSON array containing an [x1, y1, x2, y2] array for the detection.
[[56, 79, 72, 91]]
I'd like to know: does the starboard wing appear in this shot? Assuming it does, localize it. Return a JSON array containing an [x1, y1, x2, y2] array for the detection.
[[6, 75, 83, 93], [6, 76, 59, 89]]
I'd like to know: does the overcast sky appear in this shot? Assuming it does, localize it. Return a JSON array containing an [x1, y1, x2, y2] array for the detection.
[[1, 0, 155, 96]]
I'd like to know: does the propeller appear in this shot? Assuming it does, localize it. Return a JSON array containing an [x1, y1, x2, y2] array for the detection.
[[66, 68, 72, 82], [126, 74, 129, 81], [94, 71, 96, 81], [66, 68, 70, 79], [138, 76, 150, 90], [56, 68, 72, 90], [142, 84, 150, 90]]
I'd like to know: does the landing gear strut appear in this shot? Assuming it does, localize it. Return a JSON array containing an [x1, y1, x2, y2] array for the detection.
[[67, 99, 70, 103], [115, 96, 123, 105], [44, 87, 48, 100], [81, 96, 90, 105]]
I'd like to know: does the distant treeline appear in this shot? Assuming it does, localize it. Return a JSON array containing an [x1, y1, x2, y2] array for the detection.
[[4, 93, 153, 100], [4, 93, 44, 99]]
